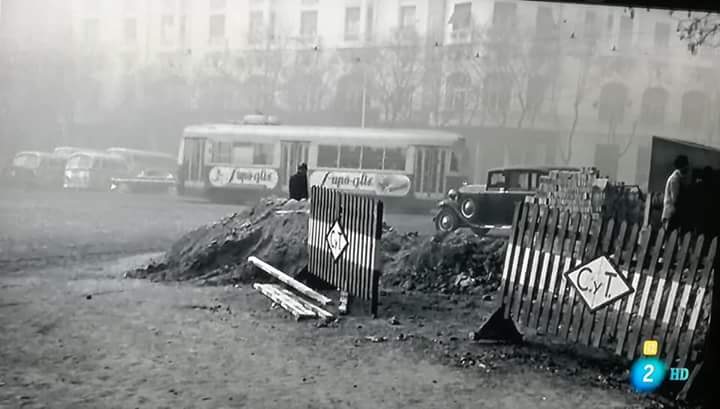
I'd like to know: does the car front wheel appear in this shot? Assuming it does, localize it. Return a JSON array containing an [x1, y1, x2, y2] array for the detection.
[[435, 208, 459, 233]]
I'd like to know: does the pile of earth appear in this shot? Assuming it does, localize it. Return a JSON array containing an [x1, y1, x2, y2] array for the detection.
[[380, 227, 506, 295], [127, 197, 507, 295]]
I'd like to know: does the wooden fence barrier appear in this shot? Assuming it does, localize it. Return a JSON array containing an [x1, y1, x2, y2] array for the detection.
[[307, 186, 384, 315], [487, 202, 716, 374]]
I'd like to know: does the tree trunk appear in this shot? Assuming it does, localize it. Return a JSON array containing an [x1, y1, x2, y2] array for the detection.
[[561, 101, 580, 165]]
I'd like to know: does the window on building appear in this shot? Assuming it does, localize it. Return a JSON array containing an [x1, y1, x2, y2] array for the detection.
[[210, 0, 226, 10], [366, 6, 374, 41], [654, 22, 670, 48], [339, 146, 361, 169], [399, 5, 416, 30], [124, 18, 137, 43], [445, 72, 470, 111], [345, 7, 360, 41], [161, 15, 175, 43], [598, 82, 629, 124], [681, 90, 709, 131], [483, 72, 512, 114], [361, 147, 383, 169], [300, 10, 318, 37], [449, 2, 472, 32], [344, 7, 360, 41], [383, 148, 406, 171], [492, 2, 516, 27], [248, 10, 263, 44], [619, 16, 633, 46], [83, 18, 99, 43], [179, 16, 187, 44], [584, 10, 599, 39], [640, 87, 668, 124], [535, 6, 554, 36], [209, 14, 225, 40], [317, 145, 339, 167]]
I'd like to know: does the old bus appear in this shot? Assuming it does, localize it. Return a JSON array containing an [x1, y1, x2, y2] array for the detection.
[[106, 148, 177, 178], [177, 121, 468, 209]]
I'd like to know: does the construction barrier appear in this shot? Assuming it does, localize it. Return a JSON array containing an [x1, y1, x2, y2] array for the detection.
[[491, 202, 716, 374], [307, 186, 384, 315]]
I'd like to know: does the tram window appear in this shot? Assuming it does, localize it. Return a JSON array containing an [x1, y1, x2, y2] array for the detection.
[[231, 143, 253, 165], [449, 152, 460, 173], [211, 142, 232, 163], [339, 145, 361, 169], [383, 148, 406, 171], [317, 145, 339, 167], [253, 143, 274, 165], [361, 147, 383, 170]]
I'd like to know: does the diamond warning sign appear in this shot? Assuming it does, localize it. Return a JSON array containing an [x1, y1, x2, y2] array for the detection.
[[326, 219, 349, 261], [565, 256, 633, 312]]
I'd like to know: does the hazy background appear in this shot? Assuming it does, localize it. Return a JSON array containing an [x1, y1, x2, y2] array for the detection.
[[1, 0, 718, 185]]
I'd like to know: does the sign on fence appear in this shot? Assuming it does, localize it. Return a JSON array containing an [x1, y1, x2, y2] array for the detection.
[[307, 186, 384, 315], [484, 202, 716, 375]]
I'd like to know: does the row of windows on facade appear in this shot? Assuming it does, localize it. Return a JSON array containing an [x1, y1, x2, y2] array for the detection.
[[441, 72, 715, 130], [82, 1, 673, 50], [210, 143, 410, 171]]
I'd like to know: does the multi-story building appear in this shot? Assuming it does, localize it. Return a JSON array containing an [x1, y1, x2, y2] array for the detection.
[[15, 0, 720, 183]]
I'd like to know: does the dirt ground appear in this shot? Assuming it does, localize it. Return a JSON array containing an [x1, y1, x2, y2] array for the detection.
[[0, 190, 654, 409]]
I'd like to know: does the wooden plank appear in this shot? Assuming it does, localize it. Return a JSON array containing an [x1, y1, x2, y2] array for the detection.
[[578, 218, 615, 346], [656, 232, 692, 353], [665, 235, 705, 367], [511, 204, 540, 321], [677, 237, 717, 369], [527, 208, 559, 330], [538, 210, 570, 334], [262, 284, 318, 317], [570, 217, 603, 344], [520, 206, 550, 327], [253, 283, 316, 320], [499, 203, 523, 313], [591, 220, 628, 348], [615, 227, 652, 355], [560, 213, 592, 340], [504, 204, 530, 319], [549, 212, 581, 336], [638, 229, 679, 351], [605, 223, 640, 348], [278, 287, 334, 320], [248, 256, 333, 306], [626, 228, 667, 360]]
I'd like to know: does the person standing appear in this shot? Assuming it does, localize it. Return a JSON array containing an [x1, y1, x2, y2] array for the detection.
[[662, 155, 690, 232], [288, 162, 309, 200]]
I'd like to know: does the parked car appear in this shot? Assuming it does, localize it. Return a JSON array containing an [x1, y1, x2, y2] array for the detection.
[[433, 166, 580, 234], [64, 151, 130, 191], [3, 151, 65, 189]]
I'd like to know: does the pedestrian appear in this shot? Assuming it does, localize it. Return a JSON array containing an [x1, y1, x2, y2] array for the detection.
[[662, 155, 690, 233], [288, 162, 309, 201]]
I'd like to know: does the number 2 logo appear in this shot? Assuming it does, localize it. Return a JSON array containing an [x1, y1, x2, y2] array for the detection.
[[642, 364, 655, 383]]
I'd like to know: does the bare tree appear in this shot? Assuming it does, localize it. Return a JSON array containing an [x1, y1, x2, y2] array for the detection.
[[676, 12, 720, 54], [372, 28, 425, 124], [559, 40, 596, 165], [282, 47, 333, 113]]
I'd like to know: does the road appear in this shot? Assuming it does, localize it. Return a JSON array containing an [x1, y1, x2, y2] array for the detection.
[[0, 190, 648, 409]]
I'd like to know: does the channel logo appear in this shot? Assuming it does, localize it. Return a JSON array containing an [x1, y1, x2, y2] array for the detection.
[[629, 340, 688, 393]]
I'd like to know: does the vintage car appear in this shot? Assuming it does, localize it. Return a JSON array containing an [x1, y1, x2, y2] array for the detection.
[[3, 151, 65, 189], [433, 166, 580, 234]]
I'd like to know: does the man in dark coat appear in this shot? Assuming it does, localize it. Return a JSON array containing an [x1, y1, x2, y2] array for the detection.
[[288, 163, 309, 200]]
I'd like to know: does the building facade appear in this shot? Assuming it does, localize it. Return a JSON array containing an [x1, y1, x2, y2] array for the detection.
[[6, 0, 720, 183]]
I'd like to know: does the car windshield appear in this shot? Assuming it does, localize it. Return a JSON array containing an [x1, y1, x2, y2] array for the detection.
[[12, 154, 40, 168], [67, 155, 92, 169]]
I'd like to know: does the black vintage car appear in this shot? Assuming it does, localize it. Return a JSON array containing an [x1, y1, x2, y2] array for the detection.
[[433, 166, 580, 234]]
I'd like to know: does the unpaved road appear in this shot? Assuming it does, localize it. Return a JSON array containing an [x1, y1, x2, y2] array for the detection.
[[0, 190, 650, 409]]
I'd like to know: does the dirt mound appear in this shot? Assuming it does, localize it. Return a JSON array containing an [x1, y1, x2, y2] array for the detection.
[[128, 197, 507, 294], [126, 197, 310, 285], [381, 228, 506, 295]]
